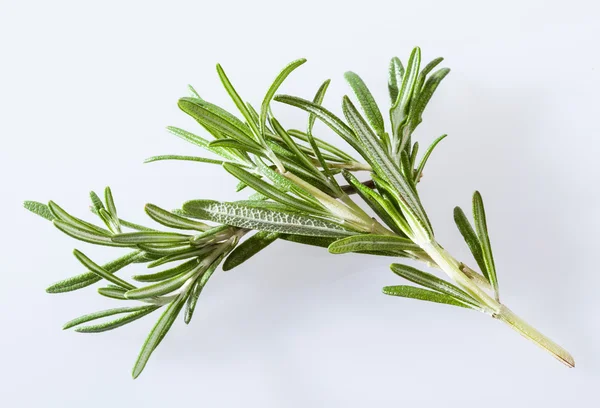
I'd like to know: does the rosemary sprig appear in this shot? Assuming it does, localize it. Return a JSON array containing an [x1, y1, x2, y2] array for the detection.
[[25, 47, 574, 378]]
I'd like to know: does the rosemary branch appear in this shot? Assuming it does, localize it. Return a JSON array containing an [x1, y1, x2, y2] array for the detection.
[[24, 47, 574, 378]]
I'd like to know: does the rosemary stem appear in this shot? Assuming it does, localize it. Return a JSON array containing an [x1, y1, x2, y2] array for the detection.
[[420, 238, 575, 367]]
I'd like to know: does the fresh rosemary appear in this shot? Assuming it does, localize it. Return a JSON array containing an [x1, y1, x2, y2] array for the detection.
[[24, 47, 574, 378]]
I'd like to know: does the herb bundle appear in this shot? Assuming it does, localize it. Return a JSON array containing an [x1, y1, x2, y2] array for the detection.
[[25, 47, 574, 378]]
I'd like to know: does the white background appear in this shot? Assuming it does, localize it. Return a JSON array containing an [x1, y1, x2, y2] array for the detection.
[[1, 0, 598, 406]]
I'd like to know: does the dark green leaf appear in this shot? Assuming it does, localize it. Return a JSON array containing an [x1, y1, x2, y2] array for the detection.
[[453, 206, 488, 281], [125, 261, 203, 300], [53, 220, 127, 247], [344, 71, 385, 135], [49, 201, 112, 236], [223, 231, 279, 271], [144, 155, 224, 165], [260, 59, 307, 135], [329, 234, 419, 254], [388, 57, 404, 105], [472, 191, 499, 298], [382, 285, 474, 309], [216, 64, 261, 137], [132, 292, 189, 378], [390, 263, 481, 308], [414, 134, 447, 183]]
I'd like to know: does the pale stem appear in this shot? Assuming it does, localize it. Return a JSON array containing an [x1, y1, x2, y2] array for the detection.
[[419, 239, 575, 367]]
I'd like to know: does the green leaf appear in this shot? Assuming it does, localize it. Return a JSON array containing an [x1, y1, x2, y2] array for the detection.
[[287, 129, 355, 162], [453, 206, 488, 281], [342, 97, 432, 238], [273, 95, 366, 158], [24, 201, 57, 221], [133, 258, 200, 283], [132, 292, 189, 378], [98, 286, 128, 300], [390, 47, 421, 138], [178, 97, 261, 150], [189, 225, 232, 245], [89, 191, 105, 213], [208, 138, 263, 155], [223, 163, 322, 214], [125, 261, 203, 300], [216, 63, 261, 137], [279, 234, 336, 248], [223, 231, 279, 271], [166, 126, 239, 162], [47, 250, 143, 293], [260, 58, 307, 136], [111, 231, 192, 244], [49, 201, 112, 236], [414, 57, 444, 92], [344, 71, 385, 135], [408, 68, 450, 131], [145, 204, 209, 231], [382, 285, 474, 309], [104, 187, 118, 222], [341, 171, 409, 236], [414, 134, 447, 183], [182, 200, 356, 237], [388, 57, 404, 105], [75, 307, 160, 333], [270, 117, 321, 176], [63, 306, 155, 330], [390, 263, 481, 309], [144, 155, 225, 165], [472, 191, 499, 297], [73, 249, 136, 290], [147, 247, 210, 268], [184, 254, 223, 324], [329, 234, 419, 254], [53, 220, 127, 247]]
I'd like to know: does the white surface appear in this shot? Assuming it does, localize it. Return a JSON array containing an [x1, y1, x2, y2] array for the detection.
[[1, 0, 598, 406]]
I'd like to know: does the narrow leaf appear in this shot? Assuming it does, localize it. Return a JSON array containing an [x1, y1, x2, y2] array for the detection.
[[111, 231, 192, 244], [132, 292, 189, 378], [182, 200, 356, 237], [133, 259, 200, 283], [390, 263, 481, 308], [414, 134, 447, 183], [260, 59, 307, 135], [382, 285, 474, 309], [75, 307, 160, 333], [73, 249, 136, 290], [453, 206, 489, 281], [145, 203, 209, 231], [47, 250, 143, 293], [144, 155, 224, 165], [472, 191, 499, 297], [64, 306, 154, 330], [388, 57, 404, 105], [223, 231, 279, 271], [53, 220, 127, 247], [24, 201, 57, 221], [329, 234, 419, 254], [125, 261, 202, 300], [344, 71, 385, 135]]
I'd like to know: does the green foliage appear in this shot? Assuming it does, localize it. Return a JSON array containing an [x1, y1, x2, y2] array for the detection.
[[24, 48, 547, 378]]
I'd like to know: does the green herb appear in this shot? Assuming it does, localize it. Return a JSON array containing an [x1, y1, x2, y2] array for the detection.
[[25, 48, 574, 378]]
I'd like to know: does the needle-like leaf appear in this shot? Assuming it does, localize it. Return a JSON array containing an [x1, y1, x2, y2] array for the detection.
[[133, 259, 200, 283], [344, 71, 385, 136], [472, 191, 499, 298], [382, 285, 475, 309], [145, 204, 209, 231], [260, 59, 307, 136], [414, 134, 447, 183], [453, 206, 489, 281], [73, 249, 136, 290], [182, 200, 356, 237], [390, 263, 481, 309], [132, 292, 189, 378], [111, 231, 192, 244], [223, 231, 279, 271], [53, 220, 127, 247], [329, 234, 420, 254], [388, 57, 404, 105], [125, 261, 203, 300], [75, 307, 160, 333], [63, 306, 156, 330]]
